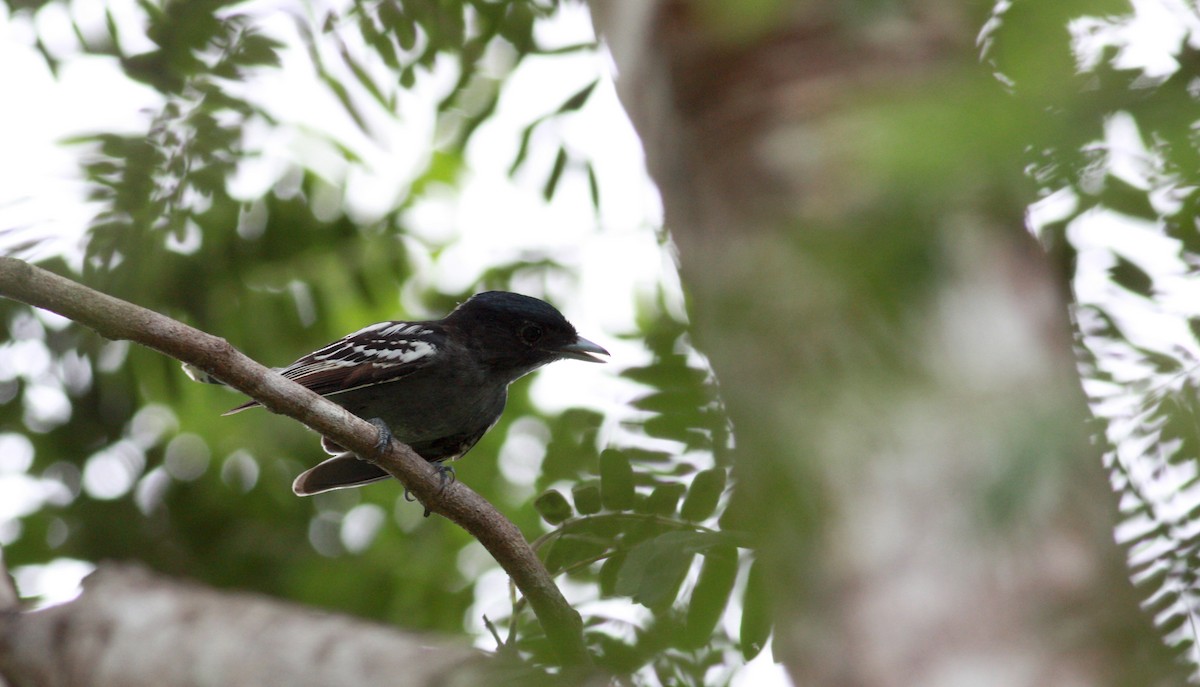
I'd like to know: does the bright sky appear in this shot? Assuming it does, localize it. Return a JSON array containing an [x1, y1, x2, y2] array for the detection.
[[0, 2, 789, 684]]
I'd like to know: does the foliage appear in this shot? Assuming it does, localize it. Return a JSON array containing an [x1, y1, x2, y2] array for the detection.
[[985, 0, 1200, 677], [0, 0, 755, 684], [512, 311, 749, 678]]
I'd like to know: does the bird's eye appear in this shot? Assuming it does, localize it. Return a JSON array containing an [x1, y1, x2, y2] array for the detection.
[[520, 323, 544, 345]]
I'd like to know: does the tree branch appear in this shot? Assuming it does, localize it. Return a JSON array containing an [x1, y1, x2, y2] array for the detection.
[[0, 257, 589, 666], [0, 563, 493, 687], [0, 545, 15, 613]]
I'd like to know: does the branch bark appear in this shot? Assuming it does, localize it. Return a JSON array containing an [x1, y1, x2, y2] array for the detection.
[[0, 546, 15, 613], [0, 563, 495, 687], [0, 256, 589, 667]]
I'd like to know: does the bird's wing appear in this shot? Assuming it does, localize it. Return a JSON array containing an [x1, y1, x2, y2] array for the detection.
[[225, 321, 441, 414]]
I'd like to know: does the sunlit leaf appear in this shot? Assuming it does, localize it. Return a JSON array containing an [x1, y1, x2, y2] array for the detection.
[[642, 483, 686, 516], [572, 482, 602, 515], [681, 468, 725, 522], [739, 556, 772, 661], [600, 449, 635, 511], [590, 632, 644, 674], [616, 531, 697, 608], [683, 544, 738, 649], [534, 489, 572, 525], [556, 79, 597, 113], [542, 146, 568, 201], [544, 532, 606, 574], [598, 550, 626, 597]]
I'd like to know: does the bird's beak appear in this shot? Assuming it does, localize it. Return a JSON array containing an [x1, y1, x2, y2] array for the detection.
[[556, 336, 609, 363]]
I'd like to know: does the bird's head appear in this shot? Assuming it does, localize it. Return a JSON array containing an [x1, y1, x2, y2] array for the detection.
[[446, 291, 609, 379]]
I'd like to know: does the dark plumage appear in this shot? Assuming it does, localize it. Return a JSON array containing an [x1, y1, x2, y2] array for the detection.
[[211, 291, 608, 495]]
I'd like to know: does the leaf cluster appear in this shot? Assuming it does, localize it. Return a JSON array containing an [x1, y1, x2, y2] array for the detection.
[[523, 455, 766, 681], [987, 2, 1200, 677]]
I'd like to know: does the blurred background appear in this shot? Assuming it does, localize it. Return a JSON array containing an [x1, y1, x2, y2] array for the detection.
[[5, 0, 1200, 685], [0, 1, 753, 683]]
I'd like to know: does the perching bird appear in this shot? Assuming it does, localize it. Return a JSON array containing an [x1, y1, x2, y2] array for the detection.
[[188, 291, 608, 496]]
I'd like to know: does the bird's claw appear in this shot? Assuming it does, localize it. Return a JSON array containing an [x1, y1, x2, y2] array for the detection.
[[435, 463, 456, 491], [401, 463, 455, 518], [367, 418, 392, 457]]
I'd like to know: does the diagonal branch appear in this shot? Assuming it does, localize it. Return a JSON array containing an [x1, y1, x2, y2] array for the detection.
[[0, 257, 589, 667]]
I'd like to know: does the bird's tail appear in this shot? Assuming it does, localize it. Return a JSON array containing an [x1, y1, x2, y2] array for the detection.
[[182, 363, 259, 415], [293, 453, 391, 495], [182, 362, 225, 385]]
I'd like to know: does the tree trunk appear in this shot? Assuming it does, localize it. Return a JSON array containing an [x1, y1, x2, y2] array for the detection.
[[588, 2, 1180, 684]]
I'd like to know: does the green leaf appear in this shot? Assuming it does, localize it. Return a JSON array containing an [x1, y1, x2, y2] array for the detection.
[[643, 483, 686, 516], [556, 79, 598, 113], [590, 632, 645, 674], [586, 161, 600, 211], [622, 513, 673, 549], [622, 361, 708, 390], [337, 40, 391, 110], [105, 7, 121, 50], [615, 530, 722, 608], [681, 468, 726, 522], [1100, 174, 1158, 221], [536, 41, 600, 56], [1110, 255, 1152, 297], [542, 146, 568, 201], [600, 449, 635, 511], [572, 483, 602, 515], [632, 387, 712, 413], [380, 2, 416, 51], [598, 550, 626, 597], [642, 414, 714, 449], [616, 533, 695, 608], [534, 489, 572, 525], [319, 66, 371, 136], [683, 545, 738, 648], [234, 33, 283, 68], [357, 13, 398, 70], [544, 533, 606, 574], [508, 120, 538, 176], [740, 557, 773, 661]]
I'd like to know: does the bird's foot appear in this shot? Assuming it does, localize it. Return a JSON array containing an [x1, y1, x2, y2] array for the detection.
[[434, 463, 457, 492], [400, 486, 431, 517], [366, 418, 392, 457], [402, 463, 455, 518]]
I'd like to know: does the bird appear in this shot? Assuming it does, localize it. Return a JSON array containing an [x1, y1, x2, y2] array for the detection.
[[187, 291, 608, 496]]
